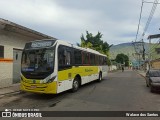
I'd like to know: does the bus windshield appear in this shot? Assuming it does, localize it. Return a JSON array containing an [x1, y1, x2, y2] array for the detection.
[[21, 47, 55, 79]]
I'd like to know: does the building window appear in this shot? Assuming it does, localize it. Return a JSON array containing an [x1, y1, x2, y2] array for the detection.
[[0, 45, 4, 58]]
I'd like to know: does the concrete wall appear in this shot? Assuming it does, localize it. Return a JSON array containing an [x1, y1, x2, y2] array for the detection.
[[0, 62, 13, 88], [0, 29, 35, 88], [108, 65, 117, 71], [0, 30, 34, 48]]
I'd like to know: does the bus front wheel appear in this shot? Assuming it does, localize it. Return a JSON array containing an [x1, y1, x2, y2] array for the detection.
[[72, 78, 80, 92]]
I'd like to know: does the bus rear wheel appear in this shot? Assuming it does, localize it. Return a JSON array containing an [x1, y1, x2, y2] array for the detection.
[[72, 78, 80, 92]]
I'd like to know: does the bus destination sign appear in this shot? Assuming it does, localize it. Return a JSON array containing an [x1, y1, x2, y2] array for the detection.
[[31, 41, 53, 48], [25, 40, 55, 49]]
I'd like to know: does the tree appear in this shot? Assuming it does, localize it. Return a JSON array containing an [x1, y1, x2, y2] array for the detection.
[[115, 53, 129, 66], [78, 31, 112, 56], [106, 57, 111, 66]]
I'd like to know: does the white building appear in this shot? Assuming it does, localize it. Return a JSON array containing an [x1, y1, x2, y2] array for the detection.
[[0, 18, 56, 88]]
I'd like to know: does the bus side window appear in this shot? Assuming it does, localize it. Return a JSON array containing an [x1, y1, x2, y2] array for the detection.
[[82, 52, 89, 65], [58, 46, 65, 66], [58, 45, 72, 70], [74, 49, 82, 65], [64, 50, 71, 65], [104, 57, 107, 65], [95, 55, 99, 65], [90, 53, 95, 65], [99, 56, 102, 65], [98, 56, 101, 65]]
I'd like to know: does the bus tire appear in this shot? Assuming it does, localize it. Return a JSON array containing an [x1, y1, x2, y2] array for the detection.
[[72, 78, 80, 92], [97, 72, 102, 82]]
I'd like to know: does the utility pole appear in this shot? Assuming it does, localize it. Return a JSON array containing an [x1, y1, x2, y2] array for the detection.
[[132, 41, 144, 70], [139, 53, 141, 70], [142, 39, 145, 60], [149, 38, 151, 70], [127, 53, 132, 69]]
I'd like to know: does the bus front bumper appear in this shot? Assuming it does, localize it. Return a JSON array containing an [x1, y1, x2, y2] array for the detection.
[[20, 81, 57, 94]]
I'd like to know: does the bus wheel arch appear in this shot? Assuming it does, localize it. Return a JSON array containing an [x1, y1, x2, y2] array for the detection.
[[72, 74, 81, 92]]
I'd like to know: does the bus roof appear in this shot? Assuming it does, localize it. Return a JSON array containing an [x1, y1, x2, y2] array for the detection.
[[56, 40, 107, 57], [25, 39, 107, 57]]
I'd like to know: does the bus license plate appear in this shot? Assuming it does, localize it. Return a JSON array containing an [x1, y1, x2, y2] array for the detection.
[[30, 86, 36, 89]]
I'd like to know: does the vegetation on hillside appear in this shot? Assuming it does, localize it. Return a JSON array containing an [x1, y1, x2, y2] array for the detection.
[[110, 42, 160, 62], [110, 43, 135, 60], [115, 53, 129, 66]]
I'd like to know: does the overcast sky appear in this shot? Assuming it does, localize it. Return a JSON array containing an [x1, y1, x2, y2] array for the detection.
[[0, 0, 160, 45]]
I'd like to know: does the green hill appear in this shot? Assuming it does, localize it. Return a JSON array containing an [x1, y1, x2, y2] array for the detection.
[[110, 43, 137, 61], [110, 42, 152, 61], [110, 42, 160, 62]]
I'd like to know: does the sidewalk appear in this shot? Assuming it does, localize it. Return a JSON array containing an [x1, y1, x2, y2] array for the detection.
[[0, 83, 20, 96], [137, 70, 146, 78]]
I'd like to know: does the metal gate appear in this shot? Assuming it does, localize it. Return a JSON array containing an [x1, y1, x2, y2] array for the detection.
[[13, 49, 22, 84]]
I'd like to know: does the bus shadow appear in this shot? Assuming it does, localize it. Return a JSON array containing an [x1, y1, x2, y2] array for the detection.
[[23, 79, 105, 100], [21, 77, 109, 102], [23, 91, 69, 101]]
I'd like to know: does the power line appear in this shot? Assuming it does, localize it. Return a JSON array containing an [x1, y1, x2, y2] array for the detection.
[[135, 0, 160, 41], [141, 0, 159, 38], [143, 1, 160, 4], [135, 0, 144, 41], [135, 0, 159, 60], [134, 0, 160, 63]]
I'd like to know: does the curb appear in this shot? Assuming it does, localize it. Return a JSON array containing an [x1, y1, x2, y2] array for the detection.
[[136, 71, 146, 79], [0, 90, 20, 96], [0, 83, 20, 96], [138, 73, 146, 78]]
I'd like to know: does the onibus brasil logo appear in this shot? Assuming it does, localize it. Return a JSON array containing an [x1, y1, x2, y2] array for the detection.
[[2, 109, 11, 117], [1, 109, 42, 118]]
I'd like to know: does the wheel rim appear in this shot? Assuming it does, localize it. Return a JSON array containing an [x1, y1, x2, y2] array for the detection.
[[73, 81, 79, 90]]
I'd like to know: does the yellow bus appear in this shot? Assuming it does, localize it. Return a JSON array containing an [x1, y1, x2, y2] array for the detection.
[[20, 39, 108, 94]]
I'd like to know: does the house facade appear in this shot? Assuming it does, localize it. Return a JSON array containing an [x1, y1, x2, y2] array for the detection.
[[0, 18, 55, 88]]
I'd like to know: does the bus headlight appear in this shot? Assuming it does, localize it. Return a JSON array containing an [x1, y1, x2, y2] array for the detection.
[[47, 76, 57, 83]]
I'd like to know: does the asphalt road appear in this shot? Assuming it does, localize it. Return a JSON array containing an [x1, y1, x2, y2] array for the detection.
[[42, 70, 160, 111], [1, 70, 160, 120]]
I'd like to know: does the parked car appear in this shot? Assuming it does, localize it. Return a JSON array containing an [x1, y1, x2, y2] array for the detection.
[[146, 69, 160, 92]]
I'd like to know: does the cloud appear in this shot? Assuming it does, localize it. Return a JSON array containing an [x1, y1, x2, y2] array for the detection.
[[0, 0, 160, 45]]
